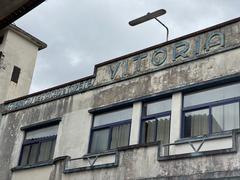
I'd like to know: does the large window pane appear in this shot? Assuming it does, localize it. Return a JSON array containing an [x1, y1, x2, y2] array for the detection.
[[156, 116, 170, 144], [26, 125, 58, 139], [110, 124, 130, 149], [94, 108, 132, 127], [184, 83, 240, 107], [146, 99, 171, 115], [38, 141, 52, 162], [141, 119, 156, 143], [184, 109, 209, 137], [212, 102, 240, 133], [90, 129, 109, 153]]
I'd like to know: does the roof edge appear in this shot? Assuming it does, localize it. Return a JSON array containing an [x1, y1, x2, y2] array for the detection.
[[7, 24, 47, 50]]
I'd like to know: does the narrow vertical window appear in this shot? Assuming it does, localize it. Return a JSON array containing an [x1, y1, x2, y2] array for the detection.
[[141, 98, 171, 145], [0, 35, 4, 44], [11, 66, 21, 83]]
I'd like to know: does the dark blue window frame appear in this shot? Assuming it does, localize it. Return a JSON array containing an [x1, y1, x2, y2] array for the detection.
[[88, 116, 132, 154], [18, 135, 57, 166], [18, 119, 60, 167], [140, 112, 171, 144], [140, 99, 171, 145], [182, 94, 240, 138]]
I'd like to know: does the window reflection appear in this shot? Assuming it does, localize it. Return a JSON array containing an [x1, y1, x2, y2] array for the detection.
[[212, 102, 240, 133], [146, 99, 171, 115], [184, 83, 240, 107], [94, 108, 132, 127]]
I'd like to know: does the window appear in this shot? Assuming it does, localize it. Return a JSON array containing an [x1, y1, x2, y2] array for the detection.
[[141, 98, 171, 145], [19, 125, 58, 166], [11, 66, 21, 83], [89, 107, 132, 154], [0, 35, 3, 44], [182, 82, 240, 138]]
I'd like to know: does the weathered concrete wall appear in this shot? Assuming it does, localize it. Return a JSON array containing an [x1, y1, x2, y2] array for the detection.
[[11, 166, 53, 180], [1, 47, 239, 180], [19, 132, 237, 180], [92, 48, 240, 108], [1, 19, 240, 180], [56, 134, 240, 180], [0, 96, 73, 179], [0, 28, 39, 104]]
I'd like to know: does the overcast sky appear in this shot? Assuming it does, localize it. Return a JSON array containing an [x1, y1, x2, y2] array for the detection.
[[16, 0, 240, 93]]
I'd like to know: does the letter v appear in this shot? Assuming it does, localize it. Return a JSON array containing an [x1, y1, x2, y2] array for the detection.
[[109, 62, 121, 80]]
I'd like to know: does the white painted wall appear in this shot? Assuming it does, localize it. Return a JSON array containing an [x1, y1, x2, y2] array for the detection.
[[11, 166, 52, 180], [0, 28, 39, 104], [169, 92, 182, 155], [174, 137, 233, 155], [130, 102, 142, 145]]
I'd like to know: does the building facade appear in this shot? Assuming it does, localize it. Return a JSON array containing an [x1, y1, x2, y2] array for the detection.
[[1, 17, 240, 180], [0, 25, 46, 104]]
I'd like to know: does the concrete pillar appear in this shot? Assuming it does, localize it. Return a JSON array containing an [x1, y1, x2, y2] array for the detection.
[[130, 102, 142, 145], [169, 92, 182, 154]]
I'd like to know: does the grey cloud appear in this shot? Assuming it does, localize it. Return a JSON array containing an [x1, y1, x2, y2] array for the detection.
[[15, 0, 240, 92]]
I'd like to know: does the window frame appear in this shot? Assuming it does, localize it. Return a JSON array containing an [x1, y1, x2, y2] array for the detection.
[[11, 66, 21, 84], [18, 118, 60, 167], [140, 98, 171, 145], [0, 34, 4, 44], [19, 135, 57, 166], [181, 84, 240, 138], [88, 107, 132, 154]]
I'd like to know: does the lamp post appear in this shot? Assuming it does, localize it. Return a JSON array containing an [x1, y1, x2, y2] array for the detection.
[[129, 9, 169, 41]]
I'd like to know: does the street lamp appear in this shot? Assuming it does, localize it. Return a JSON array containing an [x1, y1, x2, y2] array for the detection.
[[129, 9, 169, 41]]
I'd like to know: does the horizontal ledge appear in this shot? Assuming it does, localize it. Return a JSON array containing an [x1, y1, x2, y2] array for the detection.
[[158, 148, 236, 161], [172, 131, 234, 146], [64, 163, 118, 174], [20, 117, 61, 131]]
